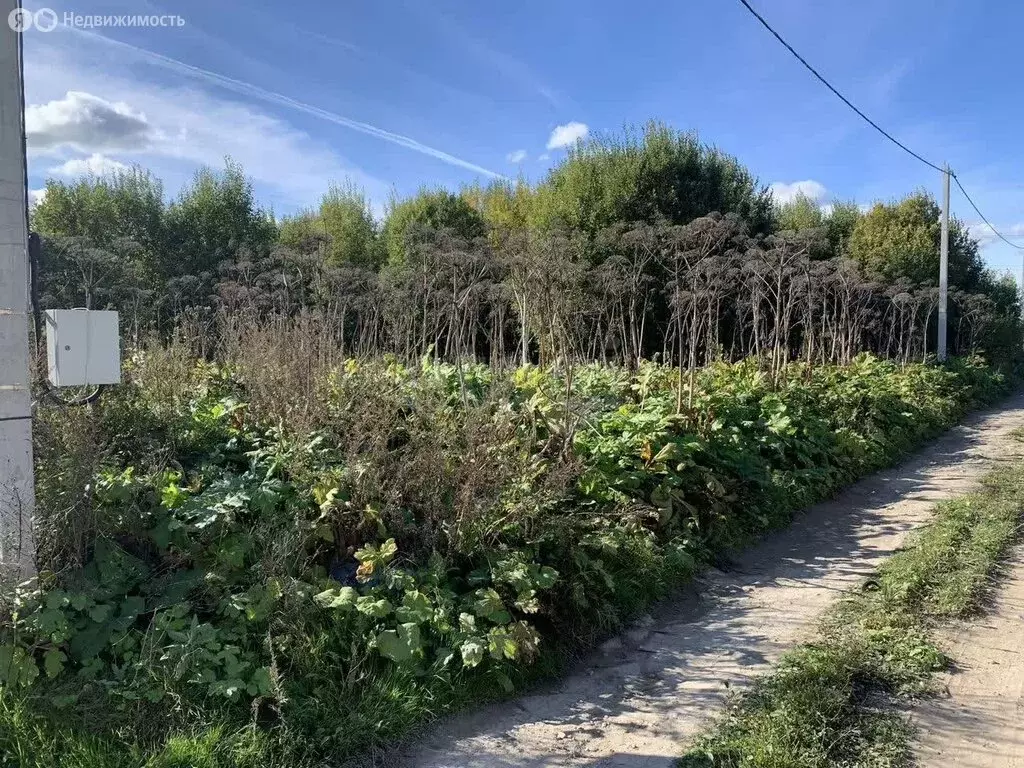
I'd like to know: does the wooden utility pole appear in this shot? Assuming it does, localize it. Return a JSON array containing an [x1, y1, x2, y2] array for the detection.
[[0, 0, 35, 576]]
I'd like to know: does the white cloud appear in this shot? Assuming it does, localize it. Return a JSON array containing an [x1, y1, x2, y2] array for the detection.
[[968, 222, 1024, 250], [547, 121, 589, 150], [538, 153, 550, 162], [769, 180, 829, 205], [26, 91, 152, 153], [29, 188, 47, 208], [63, 27, 503, 180], [23, 39, 392, 213], [506, 149, 527, 164], [51, 153, 130, 177]]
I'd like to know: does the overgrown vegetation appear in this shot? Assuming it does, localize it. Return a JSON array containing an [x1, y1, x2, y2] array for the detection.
[[8, 119, 1023, 766], [32, 123, 1022, 372], [679, 434, 1024, 768], [0, 326, 1012, 766]]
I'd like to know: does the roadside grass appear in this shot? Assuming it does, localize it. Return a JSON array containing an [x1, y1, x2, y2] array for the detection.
[[0, 355, 1012, 768], [679, 433, 1024, 768]]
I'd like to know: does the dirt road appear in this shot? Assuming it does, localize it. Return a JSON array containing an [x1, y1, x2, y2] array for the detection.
[[913, 544, 1024, 768], [392, 393, 1024, 768]]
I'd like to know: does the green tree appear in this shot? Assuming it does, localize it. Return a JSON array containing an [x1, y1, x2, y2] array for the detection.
[[280, 183, 383, 270], [278, 210, 326, 256], [32, 168, 166, 271], [165, 160, 277, 278], [462, 179, 535, 243], [320, 182, 382, 268], [775, 192, 824, 232], [848, 192, 983, 288], [824, 200, 861, 257], [530, 121, 773, 237], [382, 189, 486, 266]]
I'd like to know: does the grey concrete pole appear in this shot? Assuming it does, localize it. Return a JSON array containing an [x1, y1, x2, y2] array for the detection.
[[0, 0, 36, 576], [938, 166, 950, 362]]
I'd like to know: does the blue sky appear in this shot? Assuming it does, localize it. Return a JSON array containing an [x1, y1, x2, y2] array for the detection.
[[19, 0, 1024, 274]]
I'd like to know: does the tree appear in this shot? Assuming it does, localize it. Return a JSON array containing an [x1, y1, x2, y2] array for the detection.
[[23, 136, 1023, 368], [823, 200, 861, 257], [165, 160, 277, 279], [847, 192, 983, 289], [775, 192, 824, 233], [382, 189, 486, 266], [280, 182, 383, 270], [32, 168, 166, 274], [530, 121, 773, 238], [32, 169, 166, 331], [36, 235, 155, 339], [463, 179, 534, 245]]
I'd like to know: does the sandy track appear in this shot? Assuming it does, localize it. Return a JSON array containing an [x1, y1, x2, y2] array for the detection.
[[385, 393, 1024, 768], [913, 544, 1024, 768]]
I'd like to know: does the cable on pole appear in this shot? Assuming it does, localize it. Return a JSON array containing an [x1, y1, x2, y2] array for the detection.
[[735, 0, 945, 173], [17, 0, 29, 243], [736, 0, 1024, 253], [17, 15, 103, 408], [950, 173, 1024, 250]]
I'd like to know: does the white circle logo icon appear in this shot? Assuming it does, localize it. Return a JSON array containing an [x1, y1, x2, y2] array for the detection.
[[7, 8, 32, 31], [34, 8, 57, 32]]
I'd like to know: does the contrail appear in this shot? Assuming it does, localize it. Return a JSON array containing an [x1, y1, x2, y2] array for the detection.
[[64, 27, 504, 180]]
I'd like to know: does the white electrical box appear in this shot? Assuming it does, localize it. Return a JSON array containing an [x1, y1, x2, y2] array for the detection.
[[46, 310, 122, 387]]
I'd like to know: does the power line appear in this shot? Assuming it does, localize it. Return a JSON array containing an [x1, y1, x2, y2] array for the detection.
[[735, 0, 944, 173], [952, 173, 1024, 250], [736, 0, 1024, 250]]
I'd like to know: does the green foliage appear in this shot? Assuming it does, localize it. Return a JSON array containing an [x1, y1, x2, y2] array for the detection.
[[773, 196, 863, 261], [848, 191, 983, 288], [165, 160, 277, 278], [279, 182, 383, 269], [32, 168, 165, 257], [774, 192, 824, 233], [462, 179, 535, 241], [824, 199, 862, 256], [531, 121, 773, 236], [382, 188, 486, 266], [30, 132, 1019, 368], [8, 353, 1010, 765], [31, 169, 166, 313], [31, 161, 278, 322]]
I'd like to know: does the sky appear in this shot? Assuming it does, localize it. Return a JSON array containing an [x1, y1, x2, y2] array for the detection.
[[17, 0, 1024, 275]]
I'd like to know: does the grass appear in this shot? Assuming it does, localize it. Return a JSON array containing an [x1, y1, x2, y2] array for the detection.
[[679, 434, 1024, 768], [2, 350, 1013, 768]]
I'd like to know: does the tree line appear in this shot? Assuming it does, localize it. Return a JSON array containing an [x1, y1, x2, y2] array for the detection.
[[31, 121, 1022, 373]]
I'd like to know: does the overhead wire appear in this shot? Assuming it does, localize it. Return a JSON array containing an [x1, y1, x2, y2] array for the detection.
[[950, 173, 1024, 250], [736, 0, 1024, 250]]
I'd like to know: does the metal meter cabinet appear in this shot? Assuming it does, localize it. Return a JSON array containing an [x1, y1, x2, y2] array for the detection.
[[45, 309, 122, 387]]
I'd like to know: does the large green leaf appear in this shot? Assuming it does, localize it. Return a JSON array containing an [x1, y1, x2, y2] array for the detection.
[[473, 588, 511, 624], [376, 623, 422, 663], [43, 649, 67, 679], [460, 638, 486, 668], [314, 586, 358, 610], [355, 596, 393, 618], [395, 590, 433, 624]]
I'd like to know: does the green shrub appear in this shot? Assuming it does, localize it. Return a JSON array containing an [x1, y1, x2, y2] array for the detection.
[[2, 353, 1010, 765]]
